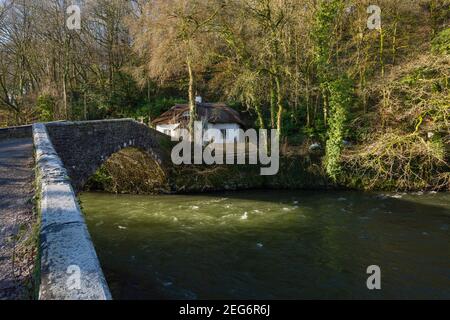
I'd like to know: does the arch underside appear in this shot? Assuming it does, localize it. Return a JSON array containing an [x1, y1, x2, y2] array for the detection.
[[85, 147, 171, 194]]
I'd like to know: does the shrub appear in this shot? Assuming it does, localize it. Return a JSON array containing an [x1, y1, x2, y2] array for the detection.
[[325, 77, 354, 181], [431, 28, 450, 54], [36, 94, 56, 122]]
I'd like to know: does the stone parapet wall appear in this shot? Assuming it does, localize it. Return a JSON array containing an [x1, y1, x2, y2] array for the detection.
[[33, 123, 111, 300], [0, 125, 32, 140]]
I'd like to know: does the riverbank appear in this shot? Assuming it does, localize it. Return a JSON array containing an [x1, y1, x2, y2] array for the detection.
[[85, 143, 448, 195], [85, 147, 333, 194]]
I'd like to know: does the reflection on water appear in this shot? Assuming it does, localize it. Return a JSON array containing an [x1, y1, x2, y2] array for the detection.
[[80, 190, 450, 299]]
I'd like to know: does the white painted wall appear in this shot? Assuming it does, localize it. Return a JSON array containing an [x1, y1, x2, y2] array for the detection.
[[157, 122, 242, 143], [156, 124, 180, 137], [205, 123, 241, 143]]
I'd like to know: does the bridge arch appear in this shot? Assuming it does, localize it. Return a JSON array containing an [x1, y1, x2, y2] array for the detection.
[[45, 119, 173, 192]]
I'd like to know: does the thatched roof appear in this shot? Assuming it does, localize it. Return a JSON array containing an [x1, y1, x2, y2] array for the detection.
[[151, 103, 246, 127]]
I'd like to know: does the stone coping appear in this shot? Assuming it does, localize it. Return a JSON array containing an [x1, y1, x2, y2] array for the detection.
[[45, 118, 134, 126]]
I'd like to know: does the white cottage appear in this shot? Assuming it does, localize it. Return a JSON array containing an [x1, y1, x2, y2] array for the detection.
[[152, 101, 246, 144]]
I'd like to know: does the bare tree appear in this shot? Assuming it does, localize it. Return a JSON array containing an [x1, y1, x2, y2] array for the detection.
[[129, 0, 221, 134]]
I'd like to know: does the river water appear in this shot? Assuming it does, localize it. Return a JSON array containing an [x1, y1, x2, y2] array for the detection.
[[80, 190, 450, 299]]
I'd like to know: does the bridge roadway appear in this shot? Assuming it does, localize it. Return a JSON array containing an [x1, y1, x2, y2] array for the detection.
[[0, 137, 35, 299]]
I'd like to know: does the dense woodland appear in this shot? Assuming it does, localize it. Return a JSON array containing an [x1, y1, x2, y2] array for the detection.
[[0, 0, 448, 190]]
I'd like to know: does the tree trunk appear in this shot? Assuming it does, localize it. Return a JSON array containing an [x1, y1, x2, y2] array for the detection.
[[254, 103, 265, 129], [187, 55, 196, 137], [83, 90, 87, 120], [62, 73, 68, 119], [306, 77, 311, 127], [379, 27, 385, 78], [322, 87, 328, 127], [392, 14, 398, 65], [270, 77, 276, 129], [275, 74, 283, 135]]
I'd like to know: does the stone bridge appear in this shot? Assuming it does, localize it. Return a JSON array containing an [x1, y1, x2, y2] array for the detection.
[[0, 119, 175, 300], [45, 119, 173, 191]]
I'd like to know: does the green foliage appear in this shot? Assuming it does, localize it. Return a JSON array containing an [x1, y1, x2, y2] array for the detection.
[[429, 0, 450, 33], [429, 134, 446, 161], [431, 27, 450, 54], [109, 72, 145, 117], [303, 123, 328, 142], [36, 94, 56, 122], [400, 66, 440, 86], [282, 110, 299, 137], [133, 97, 186, 123], [84, 166, 113, 191], [68, 74, 186, 121], [325, 77, 354, 181], [311, 0, 344, 81]]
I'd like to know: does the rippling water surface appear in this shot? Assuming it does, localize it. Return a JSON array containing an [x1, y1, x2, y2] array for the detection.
[[80, 190, 450, 299]]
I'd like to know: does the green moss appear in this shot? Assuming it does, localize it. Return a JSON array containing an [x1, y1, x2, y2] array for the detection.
[[85, 166, 113, 191], [431, 27, 450, 54]]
